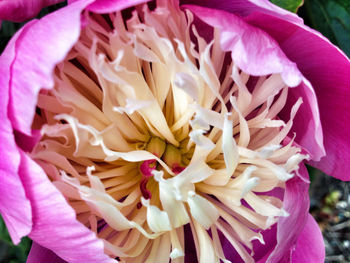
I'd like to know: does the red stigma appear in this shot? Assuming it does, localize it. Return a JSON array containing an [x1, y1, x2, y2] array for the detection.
[[140, 159, 157, 177], [139, 159, 157, 200]]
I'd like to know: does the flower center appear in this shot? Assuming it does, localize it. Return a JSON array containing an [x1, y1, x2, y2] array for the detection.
[[31, 2, 309, 262], [139, 137, 186, 201]]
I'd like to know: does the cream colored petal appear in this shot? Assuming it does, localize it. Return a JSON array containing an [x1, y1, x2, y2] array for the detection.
[[174, 72, 199, 101], [222, 113, 239, 179], [141, 197, 172, 233], [189, 129, 215, 150], [187, 191, 219, 229]]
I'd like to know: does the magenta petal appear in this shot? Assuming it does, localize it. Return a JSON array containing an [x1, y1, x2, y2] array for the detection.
[[0, 27, 32, 245], [291, 214, 325, 263], [18, 151, 114, 263], [0, 0, 64, 22], [244, 13, 350, 181], [85, 0, 149, 13], [7, 0, 93, 136], [180, 0, 303, 25], [183, 4, 303, 87], [267, 164, 310, 262], [0, 138, 32, 244], [27, 242, 66, 263]]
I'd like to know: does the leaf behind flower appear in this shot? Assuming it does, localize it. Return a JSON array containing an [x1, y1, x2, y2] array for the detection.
[[270, 0, 304, 13], [300, 0, 350, 57]]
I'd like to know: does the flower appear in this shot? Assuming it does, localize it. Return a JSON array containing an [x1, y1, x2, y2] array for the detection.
[[0, 0, 349, 262]]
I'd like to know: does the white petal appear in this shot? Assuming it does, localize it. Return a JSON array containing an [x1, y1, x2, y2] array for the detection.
[[258, 144, 282, 159], [113, 98, 153, 114], [187, 191, 219, 229], [141, 197, 172, 233], [154, 172, 190, 228], [223, 114, 239, 177], [189, 129, 215, 150], [86, 166, 105, 193], [174, 72, 199, 101], [285, 153, 309, 172]]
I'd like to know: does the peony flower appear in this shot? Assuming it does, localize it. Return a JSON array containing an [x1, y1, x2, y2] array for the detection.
[[0, 0, 349, 262]]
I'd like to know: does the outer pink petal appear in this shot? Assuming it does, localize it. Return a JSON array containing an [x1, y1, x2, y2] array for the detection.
[[183, 4, 303, 87], [85, 0, 149, 13], [27, 242, 66, 263], [180, 0, 303, 25], [291, 214, 325, 263], [19, 150, 115, 263], [0, 0, 64, 22], [244, 13, 350, 181], [0, 26, 32, 245], [267, 164, 310, 262]]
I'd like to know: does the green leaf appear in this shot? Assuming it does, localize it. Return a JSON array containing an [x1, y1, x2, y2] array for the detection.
[[0, 216, 32, 263], [270, 0, 304, 13], [300, 0, 350, 57]]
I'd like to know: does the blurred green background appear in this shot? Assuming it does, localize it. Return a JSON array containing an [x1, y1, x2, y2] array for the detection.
[[0, 0, 349, 262], [0, 218, 31, 263]]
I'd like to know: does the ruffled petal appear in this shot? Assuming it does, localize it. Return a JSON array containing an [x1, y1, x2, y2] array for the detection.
[[291, 214, 325, 263], [19, 150, 115, 263], [244, 12, 350, 181], [0, 0, 64, 22], [267, 164, 310, 262], [182, 4, 303, 87], [0, 26, 32, 245], [27, 242, 66, 263]]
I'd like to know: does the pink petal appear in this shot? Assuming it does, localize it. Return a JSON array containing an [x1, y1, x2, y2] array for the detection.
[[6, 0, 94, 136], [180, 0, 303, 27], [27, 242, 66, 263], [0, 0, 64, 22], [0, 139, 32, 244], [19, 150, 115, 263], [267, 164, 310, 262], [0, 26, 32, 245], [14, 129, 42, 153], [291, 214, 325, 263], [244, 13, 350, 181], [183, 4, 303, 87], [85, 0, 149, 13]]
